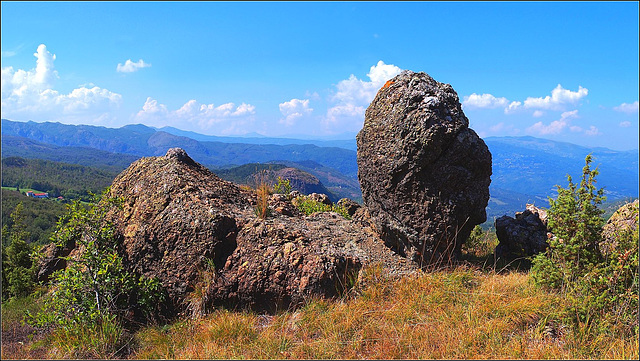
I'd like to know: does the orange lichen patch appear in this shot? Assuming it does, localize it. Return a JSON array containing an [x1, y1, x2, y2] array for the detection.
[[381, 80, 394, 89]]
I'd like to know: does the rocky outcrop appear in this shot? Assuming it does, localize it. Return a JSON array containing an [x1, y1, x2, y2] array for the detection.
[[209, 213, 365, 312], [106, 148, 252, 309], [91, 148, 418, 315], [601, 199, 639, 256], [494, 204, 549, 259], [356, 70, 492, 265]]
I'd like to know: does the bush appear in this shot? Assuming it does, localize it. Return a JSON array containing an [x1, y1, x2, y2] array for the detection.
[[27, 191, 165, 356], [2, 202, 38, 301], [530, 155, 638, 337], [273, 176, 292, 196], [293, 196, 351, 220]]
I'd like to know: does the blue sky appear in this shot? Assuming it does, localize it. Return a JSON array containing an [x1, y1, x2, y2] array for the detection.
[[2, 1, 638, 150]]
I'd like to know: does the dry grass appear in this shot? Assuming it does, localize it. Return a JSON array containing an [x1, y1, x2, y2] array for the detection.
[[130, 264, 639, 360], [253, 169, 271, 219]]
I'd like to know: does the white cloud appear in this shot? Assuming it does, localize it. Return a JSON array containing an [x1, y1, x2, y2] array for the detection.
[[504, 101, 522, 114], [613, 101, 639, 114], [520, 84, 588, 111], [324, 60, 402, 132], [116, 59, 151, 73], [526, 109, 599, 136], [584, 125, 601, 136], [462, 93, 509, 109], [279, 98, 313, 126], [134, 97, 256, 135], [488, 84, 588, 115], [620, 121, 632, 128], [1, 44, 121, 124]]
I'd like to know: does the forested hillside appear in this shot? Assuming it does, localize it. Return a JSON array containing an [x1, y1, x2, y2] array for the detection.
[[1, 157, 118, 200]]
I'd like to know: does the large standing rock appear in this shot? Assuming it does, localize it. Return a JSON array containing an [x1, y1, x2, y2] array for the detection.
[[601, 199, 639, 257], [494, 204, 549, 259], [357, 71, 492, 265], [107, 148, 252, 310]]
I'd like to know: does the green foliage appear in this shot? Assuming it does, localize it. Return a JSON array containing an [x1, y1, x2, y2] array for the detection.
[[531, 154, 638, 337], [2, 202, 38, 300], [293, 196, 351, 220], [27, 191, 166, 353], [273, 176, 292, 196]]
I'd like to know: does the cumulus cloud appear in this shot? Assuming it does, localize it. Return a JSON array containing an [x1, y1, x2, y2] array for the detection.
[[614, 101, 639, 114], [1, 44, 121, 123], [116, 59, 151, 73], [465, 84, 588, 116], [526, 110, 598, 136], [620, 121, 632, 128], [324, 60, 402, 132], [279, 98, 313, 126], [134, 97, 256, 135], [514, 84, 589, 112], [462, 93, 509, 109], [527, 110, 577, 135], [504, 101, 522, 114]]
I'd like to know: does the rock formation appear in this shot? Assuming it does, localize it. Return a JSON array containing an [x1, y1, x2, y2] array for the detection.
[[356, 70, 492, 265], [93, 148, 418, 314], [600, 199, 639, 257], [106, 148, 251, 309], [494, 204, 549, 259]]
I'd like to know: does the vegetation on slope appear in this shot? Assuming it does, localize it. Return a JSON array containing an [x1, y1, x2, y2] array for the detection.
[[1, 157, 117, 201], [1, 189, 67, 245]]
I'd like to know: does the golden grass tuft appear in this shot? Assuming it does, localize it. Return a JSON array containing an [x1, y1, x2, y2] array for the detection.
[[129, 264, 639, 360]]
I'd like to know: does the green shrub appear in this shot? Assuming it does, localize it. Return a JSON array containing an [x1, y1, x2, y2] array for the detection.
[[293, 196, 351, 220], [273, 176, 292, 196], [530, 155, 638, 337], [2, 202, 38, 301], [27, 190, 165, 356]]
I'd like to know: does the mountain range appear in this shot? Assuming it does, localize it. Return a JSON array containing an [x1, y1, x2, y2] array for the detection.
[[2, 118, 638, 224]]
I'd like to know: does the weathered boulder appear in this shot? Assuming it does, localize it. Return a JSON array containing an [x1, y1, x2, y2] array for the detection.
[[494, 204, 550, 259], [601, 199, 639, 257], [106, 148, 253, 310], [208, 213, 365, 312], [356, 70, 492, 265], [209, 209, 420, 312], [268, 193, 300, 217], [308, 192, 333, 206]]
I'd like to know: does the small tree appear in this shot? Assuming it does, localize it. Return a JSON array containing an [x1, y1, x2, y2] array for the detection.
[[531, 155, 638, 336], [2, 202, 37, 300], [532, 154, 605, 290], [273, 176, 292, 195]]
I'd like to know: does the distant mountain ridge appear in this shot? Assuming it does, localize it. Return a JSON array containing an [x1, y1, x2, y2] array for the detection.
[[1, 119, 358, 177], [2, 119, 638, 223]]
